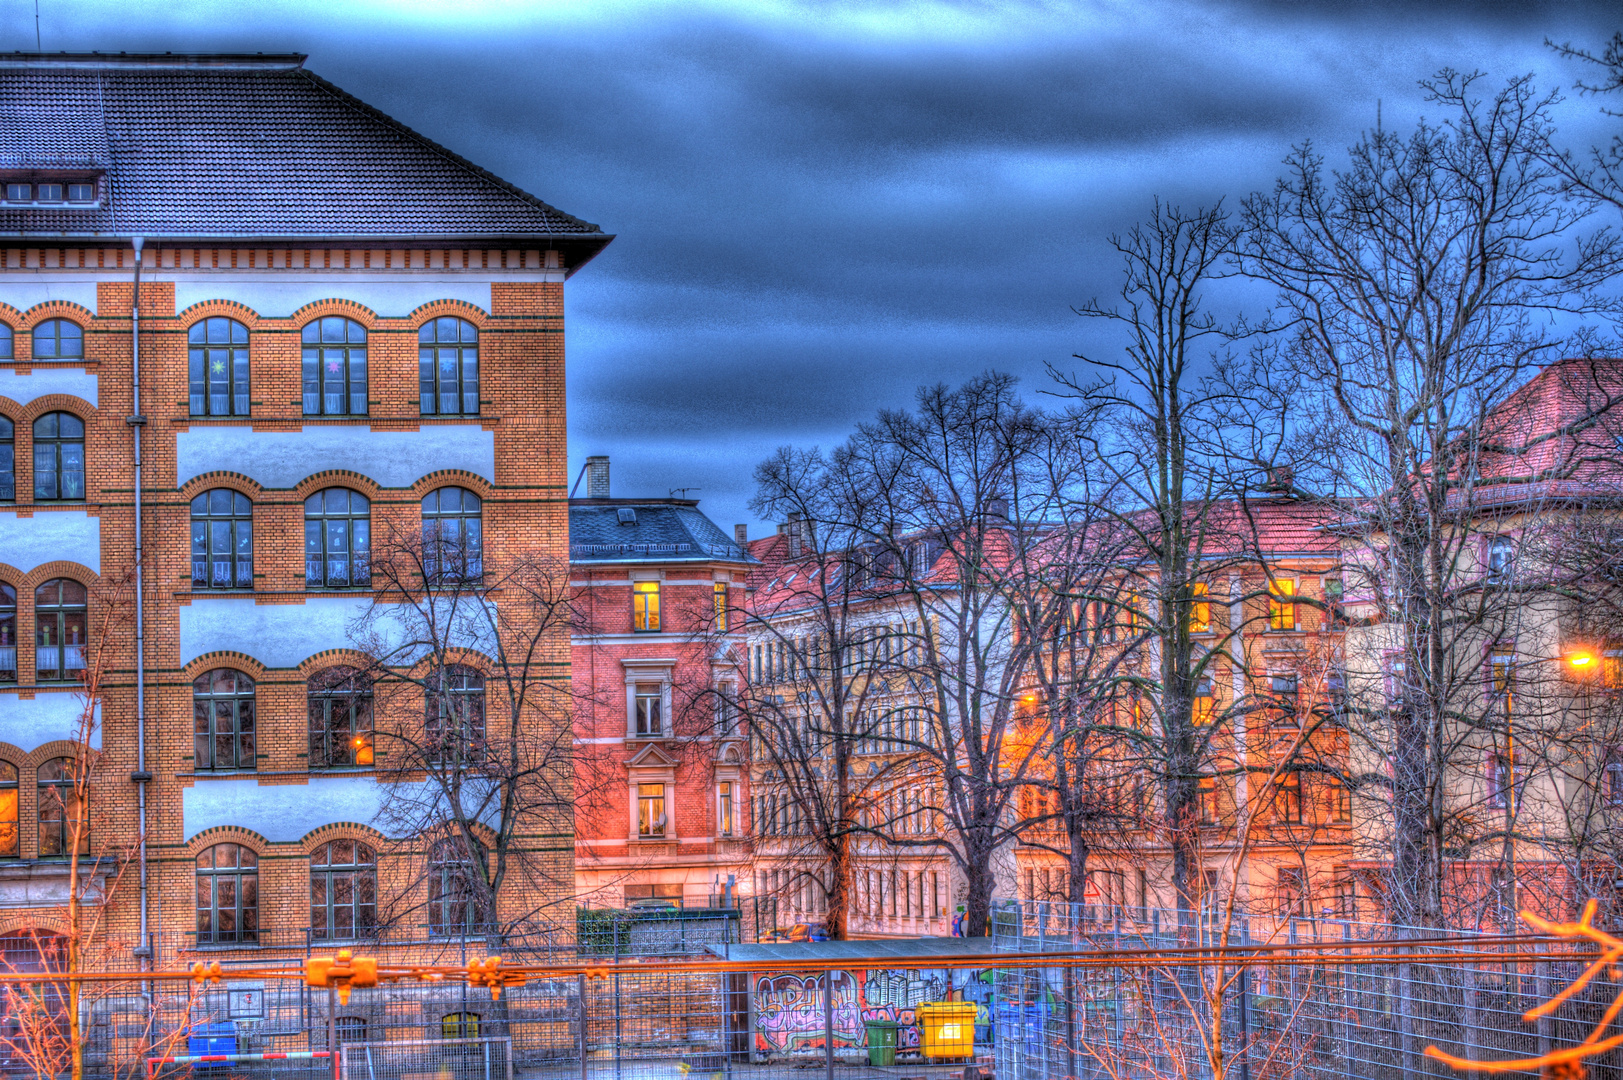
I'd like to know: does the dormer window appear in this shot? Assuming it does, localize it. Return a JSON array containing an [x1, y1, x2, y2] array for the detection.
[[4, 184, 26, 201], [2, 178, 100, 207], [36, 184, 61, 202], [617, 507, 637, 526]]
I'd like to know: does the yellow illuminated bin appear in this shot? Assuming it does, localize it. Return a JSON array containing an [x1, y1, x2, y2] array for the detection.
[[916, 1002, 977, 1062]]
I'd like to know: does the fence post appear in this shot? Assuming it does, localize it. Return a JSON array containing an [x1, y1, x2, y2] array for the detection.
[[1396, 938, 1413, 1080], [824, 968, 835, 1080], [577, 973, 589, 1080], [1461, 952, 1477, 1066], [1238, 919, 1251, 1080], [1538, 958, 1553, 1061], [328, 984, 339, 1080]]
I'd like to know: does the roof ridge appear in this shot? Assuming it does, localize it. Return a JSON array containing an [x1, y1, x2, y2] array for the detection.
[[0, 52, 308, 69], [291, 67, 605, 236]]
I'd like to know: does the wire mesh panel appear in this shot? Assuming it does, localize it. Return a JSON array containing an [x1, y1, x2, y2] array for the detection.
[[339, 1037, 512, 1080]]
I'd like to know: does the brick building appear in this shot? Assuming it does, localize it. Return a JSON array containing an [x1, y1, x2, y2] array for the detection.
[[0, 52, 610, 974], [569, 456, 754, 910]]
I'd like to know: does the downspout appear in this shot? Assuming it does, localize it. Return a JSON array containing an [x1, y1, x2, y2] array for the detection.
[[127, 237, 152, 967]]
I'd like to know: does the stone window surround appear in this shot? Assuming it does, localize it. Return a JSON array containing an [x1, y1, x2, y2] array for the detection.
[[621, 657, 675, 742]]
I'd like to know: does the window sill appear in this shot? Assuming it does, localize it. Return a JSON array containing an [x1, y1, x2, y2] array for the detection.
[[191, 941, 263, 951], [310, 767, 377, 775]]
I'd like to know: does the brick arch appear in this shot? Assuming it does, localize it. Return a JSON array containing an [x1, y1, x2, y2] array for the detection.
[[409, 471, 494, 502], [0, 562, 25, 590], [420, 820, 498, 853], [0, 915, 69, 937], [292, 471, 385, 503], [407, 299, 490, 327], [0, 743, 24, 773], [402, 649, 494, 681], [22, 561, 99, 592], [23, 739, 92, 769], [0, 300, 24, 328], [296, 649, 375, 680], [288, 298, 380, 330], [177, 472, 267, 503], [300, 821, 387, 852], [174, 299, 268, 330], [186, 826, 269, 856], [16, 301, 94, 333], [181, 652, 270, 684], [16, 395, 96, 428]]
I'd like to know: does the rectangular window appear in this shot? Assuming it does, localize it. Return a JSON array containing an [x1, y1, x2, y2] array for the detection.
[[637, 783, 667, 837], [1274, 773, 1302, 824], [1268, 580, 1297, 631], [1487, 752, 1521, 810], [632, 581, 661, 632], [714, 582, 728, 631], [1605, 650, 1623, 690], [1270, 673, 1299, 726], [625, 882, 682, 905], [634, 684, 663, 737], [1188, 582, 1210, 634], [1385, 654, 1407, 710], [1323, 576, 1345, 626], [67, 183, 95, 202], [1488, 646, 1516, 712], [1198, 777, 1221, 825], [718, 782, 734, 836], [1135, 868, 1149, 916], [1276, 867, 1305, 917], [1328, 775, 1352, 821], [1606, 754, 1623, 806]]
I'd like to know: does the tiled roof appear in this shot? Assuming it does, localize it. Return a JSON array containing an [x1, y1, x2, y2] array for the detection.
[[569, 500, 755, 565], [0, 53, 611, 259]]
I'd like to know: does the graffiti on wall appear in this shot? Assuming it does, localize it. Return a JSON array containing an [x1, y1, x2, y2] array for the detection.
[[752, 967, 991, 1056]]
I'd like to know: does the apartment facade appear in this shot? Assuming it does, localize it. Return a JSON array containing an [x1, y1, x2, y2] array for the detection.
[[0, 53, 609, 969], [569, 456, 754, 909]]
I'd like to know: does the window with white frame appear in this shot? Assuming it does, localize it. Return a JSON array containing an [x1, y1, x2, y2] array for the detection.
[[634, 684, 663, 737], [718, 781, 734, 837], [638, 783, 667, 837]]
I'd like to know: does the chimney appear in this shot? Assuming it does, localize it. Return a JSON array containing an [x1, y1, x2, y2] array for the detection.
[[585, 456, 610, 498], [786, 512, 803, 558], [986, 497, 1009, 520], [1263, 464, 1294, 494], [734, 524, 748, 545]]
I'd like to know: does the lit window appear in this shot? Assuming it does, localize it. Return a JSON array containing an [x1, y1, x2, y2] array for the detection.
[[0, 415, 12, 501], [188, 317, 250, 416], [426, 666, 485, 762], [305, 489, 370, 588], [1488, 646, 1516, 711], [1188, 582, 1210, 634], [308, 667, 373, 769], [1268, 580, 1297, 631], [32, 412, 85, 500], [191, 490, 253, 589], [196, 843, 258, 944], [1198, 776, 1220, 825], [193, 669, 256, 771], [0, 763, 16, 857], [634, 683, 663, 737], [301, 317, 367, 416], [441, 1013, 480, 1039], [718, 781, 734, 837], [418, 317, 479, 415], [34, 579, 87, 683], [714, 582, 729, 631], [309, 840, 377, 941], [32, 320, 82, 360], [632, 580, 660, 632], [0, 584, 13, 683], [638, 783, 668, 837], [1606, 650, 1623, 690], [37, 757, 86, 857], [422, 487, 482, 583]]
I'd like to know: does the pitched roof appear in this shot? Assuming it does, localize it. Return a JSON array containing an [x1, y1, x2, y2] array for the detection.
[[569, 499, 755, 565], [0, 53, 612, 266]]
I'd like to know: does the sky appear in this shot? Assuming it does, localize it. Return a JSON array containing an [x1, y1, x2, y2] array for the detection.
[[10, 0, 1620, 532]]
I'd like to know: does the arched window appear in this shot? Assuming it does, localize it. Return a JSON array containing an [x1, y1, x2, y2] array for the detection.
[[0, 763, 17, 857], [32, 319, 82, 360], [441, 1013, 480, 1039], [188, 317, 250, 416], [0, 324, 12, 360], [301, 317, 367, 416], [196, 843, 258, 944], [422, 488, 482, 583], [306, 489, 370, 589], [426, 666, 485, 762], [32, 412, 84, 501], [192, 490, 253, 589], [194, 669, 256, 771], [334, 1017, 367, 1047], [35, 579, 87, 683], [310, 839, 377, 940], [309, 667, 373, 769], [428, 838, 485, 936], [418, 317, 479, 415], [0, 415, 13, 500], [0, 583, 14, 683], [36, 757, 85, 856], [0, 930, 66, 971]]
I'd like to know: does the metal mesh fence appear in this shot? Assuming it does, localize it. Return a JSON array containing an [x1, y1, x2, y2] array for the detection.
[[339, 1037, 513, 1080]]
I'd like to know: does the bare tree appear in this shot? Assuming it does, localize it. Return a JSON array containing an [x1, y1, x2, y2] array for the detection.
[[1548, 30, 1623, 215], [1237, 70, 1623, 926], [346, 518, 583, 952]]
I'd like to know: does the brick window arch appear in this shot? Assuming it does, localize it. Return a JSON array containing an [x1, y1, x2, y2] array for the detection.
[[308, 666, 373, 769], [196, 842, 258, 944], [422, 487, 481, 583], [32, 319, 82, 360], [310, 839, 377, 941], [192, 489, 254, 589], [0, 415, 12, 501], [188, 317, 250, 416], [306, 489, 370, 589], [34, 579, 87, 683], [36, 757, 85, 856], [32, 412, 84, 501], [418, 317, 478, 415], [0, 762, 16, 857], [0, 583, 14, 683], [301, 316, 367, 416], [193, 669, 256, 771]]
